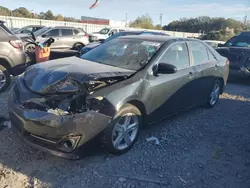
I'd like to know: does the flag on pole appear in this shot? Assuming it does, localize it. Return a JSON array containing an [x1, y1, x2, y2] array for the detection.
[[90, 0, 99, 9]]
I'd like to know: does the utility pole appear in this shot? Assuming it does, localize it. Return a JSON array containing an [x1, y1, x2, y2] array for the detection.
[[244, 15, 247, 29], [125, 13, 128, 27], [160, 13, 163, 27]]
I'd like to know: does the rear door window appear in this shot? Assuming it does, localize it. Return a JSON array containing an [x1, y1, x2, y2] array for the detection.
[[61, 29, 73, 36], [189, 41, 209, 65], [160, 42, 190, 69], [73, 29, 80, 35], [46, 29, 60, 37]]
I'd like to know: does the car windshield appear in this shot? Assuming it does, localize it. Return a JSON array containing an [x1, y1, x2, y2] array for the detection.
[[34, 27, 50, 36], [81, 38, 163, 71], [99, 28, 110, 34]]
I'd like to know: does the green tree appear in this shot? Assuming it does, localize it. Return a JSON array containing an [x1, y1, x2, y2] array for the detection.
[[44, 10, 54, 20], [155, 24, 162, 30], [0, 6, 11, 16], [55, 14, 64, 21], [130, 14, 155, 29], [12, 7, 31, 18]]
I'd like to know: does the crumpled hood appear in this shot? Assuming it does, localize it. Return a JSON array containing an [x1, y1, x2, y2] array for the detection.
[[24, 56, 135, 94]]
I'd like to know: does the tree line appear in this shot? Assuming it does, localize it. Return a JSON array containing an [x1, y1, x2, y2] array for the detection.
[[1, 6, 249, 41], [0, 6, 79, 22]]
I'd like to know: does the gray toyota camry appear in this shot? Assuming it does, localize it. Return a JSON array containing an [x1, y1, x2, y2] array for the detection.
[[8, 35, 229, 159]]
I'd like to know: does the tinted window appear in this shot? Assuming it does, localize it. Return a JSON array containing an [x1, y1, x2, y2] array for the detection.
[[32, 27, 42, 32], [74, 29, 80, 35], [189, 41, 209, 65], [46, 29, 60, 37], [61, 29, 73, 36], [160, 42, 190, 69], [21, 27, 32, 34], [225, 36, 250, 47]]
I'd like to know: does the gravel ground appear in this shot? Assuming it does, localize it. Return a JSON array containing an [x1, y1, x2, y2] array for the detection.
[[0, 78, 250, 188]]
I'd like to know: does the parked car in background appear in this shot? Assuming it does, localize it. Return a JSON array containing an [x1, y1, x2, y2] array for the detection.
[[89, 27, 125, 42], [0, 20, 26, 93], [14, 25, 45, 38], [24, 26, 89, 52], [204, 40, 225, 48], [80, 30, 169, 55], [216, 32, 250, 78], [9, 36, 229, 159]]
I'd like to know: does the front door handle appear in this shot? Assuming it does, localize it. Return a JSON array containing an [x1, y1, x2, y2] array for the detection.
[[214, 64, 218, 70]]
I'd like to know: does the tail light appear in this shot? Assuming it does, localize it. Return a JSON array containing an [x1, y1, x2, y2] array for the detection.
[[9, 40, 23, 49], [84, 33, 89, 38], [226, 60, 230, 65]]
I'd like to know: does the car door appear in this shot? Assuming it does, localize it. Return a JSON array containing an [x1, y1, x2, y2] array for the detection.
[[42, 28, 61, 48], [145, 41, 197, 123], [60, 28, 75, 49], [188, 41, 218, 104]]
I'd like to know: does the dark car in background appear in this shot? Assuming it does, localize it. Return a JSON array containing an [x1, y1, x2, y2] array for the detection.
[[80, 30, 169, 55], [0, 20, 26, 93], [9, 36, 229, 159], [14, 25, 45, 38], [216, 32, 250, 78]]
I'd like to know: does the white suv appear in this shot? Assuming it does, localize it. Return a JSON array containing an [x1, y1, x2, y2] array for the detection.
[[89, 27, 125, 42]]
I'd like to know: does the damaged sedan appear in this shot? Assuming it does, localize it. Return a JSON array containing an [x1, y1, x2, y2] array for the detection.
[[8, 35, 229, 159]]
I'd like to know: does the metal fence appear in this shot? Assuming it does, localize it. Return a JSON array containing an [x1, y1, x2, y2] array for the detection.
[[0, 16, 201, 38]]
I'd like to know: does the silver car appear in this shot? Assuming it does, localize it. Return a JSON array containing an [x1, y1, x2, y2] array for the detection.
[[0, 21, 26, 93], [25, 27, 89, 52]]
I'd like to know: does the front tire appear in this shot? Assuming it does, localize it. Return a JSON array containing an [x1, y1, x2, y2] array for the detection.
[[0, 64, 11, 93], [102, 104, 142, 155], [205, 80, 222, 108]]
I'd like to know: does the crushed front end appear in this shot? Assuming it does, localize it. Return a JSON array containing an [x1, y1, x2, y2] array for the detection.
[[7, 61, 132, 159]]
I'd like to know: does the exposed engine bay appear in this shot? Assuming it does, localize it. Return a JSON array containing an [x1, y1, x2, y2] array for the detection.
[[21, 75, 127, 116]]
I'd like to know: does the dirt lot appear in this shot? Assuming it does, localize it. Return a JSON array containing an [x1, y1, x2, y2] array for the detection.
[[0, 78, 250, 188]]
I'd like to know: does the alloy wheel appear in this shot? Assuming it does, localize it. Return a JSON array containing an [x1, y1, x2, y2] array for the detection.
[[112, 113, 139, 150], [209, 83, 220, 106], [0, 70, 6, 90]]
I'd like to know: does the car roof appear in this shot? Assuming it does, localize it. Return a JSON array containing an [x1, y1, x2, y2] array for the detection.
[[120, 35, 187, 42]]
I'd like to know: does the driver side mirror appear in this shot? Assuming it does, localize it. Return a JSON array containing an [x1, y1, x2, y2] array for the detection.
[[153, 63, 177, 76], [218, 43, 224, 47]]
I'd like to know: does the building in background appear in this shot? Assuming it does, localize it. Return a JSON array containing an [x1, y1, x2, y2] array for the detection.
[[81, 16, 126, 27]]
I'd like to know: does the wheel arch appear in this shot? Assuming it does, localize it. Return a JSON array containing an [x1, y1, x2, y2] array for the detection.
[[0, 57, 12, 70]]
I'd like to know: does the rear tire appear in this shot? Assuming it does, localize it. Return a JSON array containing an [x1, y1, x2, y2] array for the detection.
[[25, 43, 36, 53], [72, 43, 84, 51], [205, 79, 222, 108], [0, 64, 11, 93], [102, 104, 142, 155]]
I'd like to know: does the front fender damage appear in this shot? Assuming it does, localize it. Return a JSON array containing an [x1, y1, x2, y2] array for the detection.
[[18, 76, 119, 143]]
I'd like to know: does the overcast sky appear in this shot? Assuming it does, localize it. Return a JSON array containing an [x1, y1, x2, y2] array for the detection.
[[0, 0, 250, 24]]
